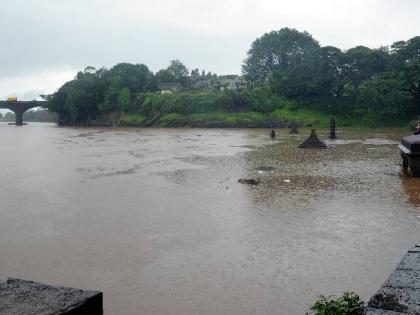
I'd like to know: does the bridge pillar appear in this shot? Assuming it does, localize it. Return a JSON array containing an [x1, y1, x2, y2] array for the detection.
[[14, 111, 24, 126]]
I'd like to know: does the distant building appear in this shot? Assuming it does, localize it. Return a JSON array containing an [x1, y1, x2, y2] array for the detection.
[[159, 75, 247, 93], [217, 75, 247, 90], [159, 82, 182, 93]]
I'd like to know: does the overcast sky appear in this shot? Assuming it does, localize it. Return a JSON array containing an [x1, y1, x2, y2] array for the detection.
[[1, 0, 420, 102]]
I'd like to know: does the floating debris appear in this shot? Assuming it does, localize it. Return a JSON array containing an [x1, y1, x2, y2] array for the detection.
[[298, 129, 328, 149], [238, 178, 260, 185]]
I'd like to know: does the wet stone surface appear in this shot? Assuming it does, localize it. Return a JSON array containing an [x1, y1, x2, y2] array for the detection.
[[366, 245, 420, 314], [0, 278, 102, 315]]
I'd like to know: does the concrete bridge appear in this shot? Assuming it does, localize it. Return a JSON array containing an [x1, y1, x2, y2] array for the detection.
[[0, 101, 47, 126]]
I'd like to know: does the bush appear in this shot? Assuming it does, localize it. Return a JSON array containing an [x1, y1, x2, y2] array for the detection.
[[118, 114, 146, 126], [158, 113, 188, 127], [307, 292, 364, 315]]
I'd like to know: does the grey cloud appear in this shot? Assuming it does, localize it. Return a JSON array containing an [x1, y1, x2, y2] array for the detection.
[[1, 0, 420, 96]]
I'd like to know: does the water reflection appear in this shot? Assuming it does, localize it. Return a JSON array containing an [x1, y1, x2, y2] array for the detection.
[[400, 171, 420, 207]]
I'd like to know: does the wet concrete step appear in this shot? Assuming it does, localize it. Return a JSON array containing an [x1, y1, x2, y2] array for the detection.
[[0, 278, 102, 314], [366, 244, 420, 314]]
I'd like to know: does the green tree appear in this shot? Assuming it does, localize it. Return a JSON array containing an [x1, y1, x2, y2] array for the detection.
[[106, 63, 157, 93], [242, 27, 320, 83], [271, 46, 344, 99], [156, 60, 190, 87], [341, 46, 389, 86], [117, 87, 132, 113], [391, 36, 420, 70], [357, 72, 411, 115]]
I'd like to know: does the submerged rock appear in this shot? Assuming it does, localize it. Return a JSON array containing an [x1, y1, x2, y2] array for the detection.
[[289, 123, 299, 134], [238, 178, 260, 185], [298, 129, 328, 149]]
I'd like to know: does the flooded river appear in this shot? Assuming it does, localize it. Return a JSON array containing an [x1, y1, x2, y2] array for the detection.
[[0, 123, 419, 314]]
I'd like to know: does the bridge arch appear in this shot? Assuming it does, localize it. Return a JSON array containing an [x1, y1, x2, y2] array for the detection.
[[0, 101, 47, 125]]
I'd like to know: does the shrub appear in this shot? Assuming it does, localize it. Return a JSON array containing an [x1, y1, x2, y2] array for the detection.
[[307, 292, 364, 315]]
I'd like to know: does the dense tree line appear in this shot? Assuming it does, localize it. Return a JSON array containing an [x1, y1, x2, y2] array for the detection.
[[243, 28, 420, 119], [46, 27, 420, 126], [46, 61, 234, 125]]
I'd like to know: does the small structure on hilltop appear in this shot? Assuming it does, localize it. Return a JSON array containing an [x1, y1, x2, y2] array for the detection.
[[289, 122, 299, 134], [329, 116, 336, 139], [298, 129, 328, 149]]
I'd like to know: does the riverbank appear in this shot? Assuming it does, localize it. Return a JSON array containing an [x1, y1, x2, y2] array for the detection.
[[115, 109, 411, 129]]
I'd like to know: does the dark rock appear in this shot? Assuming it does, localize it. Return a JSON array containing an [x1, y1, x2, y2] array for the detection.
[[298, 129, 328, 149], [288, 122, 299, 134], [0, 278, 103, 315], [368, 293, 408, 313], [238, 178, 260, 185]]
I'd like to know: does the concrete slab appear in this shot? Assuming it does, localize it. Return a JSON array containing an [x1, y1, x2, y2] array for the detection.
[[0, 278, 102, 315]]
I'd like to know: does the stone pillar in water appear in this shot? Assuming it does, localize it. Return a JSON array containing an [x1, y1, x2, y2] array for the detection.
[[329, 116, 336, 139]]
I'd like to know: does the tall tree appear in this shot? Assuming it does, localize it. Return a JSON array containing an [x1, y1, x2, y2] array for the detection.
[[156, 60, 190, 87], [242, 28, 320, 83], [117, 87, 132, 113], [270, 46, 344, 98]]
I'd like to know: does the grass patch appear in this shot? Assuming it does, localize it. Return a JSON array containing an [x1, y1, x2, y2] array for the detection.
[[272, 107, 330, 127], [118, 114, 146, 126]]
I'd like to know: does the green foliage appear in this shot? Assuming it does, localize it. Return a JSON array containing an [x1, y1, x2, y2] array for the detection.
[[307, 292, 364, 315], [157, 112, 268, 128], [136, 88, 289, 119], [264, 33, 420, 122], [272, 107, 329, 127], [156, 60, 190, 87], [46, 30, 420, 128], [357, 72, 411, 115], [117, 87, 132, 113], [47, 63, 157, 125], [242, 27, 320, 82], [118, 114, 145, 126]]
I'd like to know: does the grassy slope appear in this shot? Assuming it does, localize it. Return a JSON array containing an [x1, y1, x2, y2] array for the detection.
[[118, 109, 410, 128]]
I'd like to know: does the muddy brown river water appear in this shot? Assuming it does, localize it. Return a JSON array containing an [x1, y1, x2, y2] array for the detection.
[[0, 123, 419, 314]]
